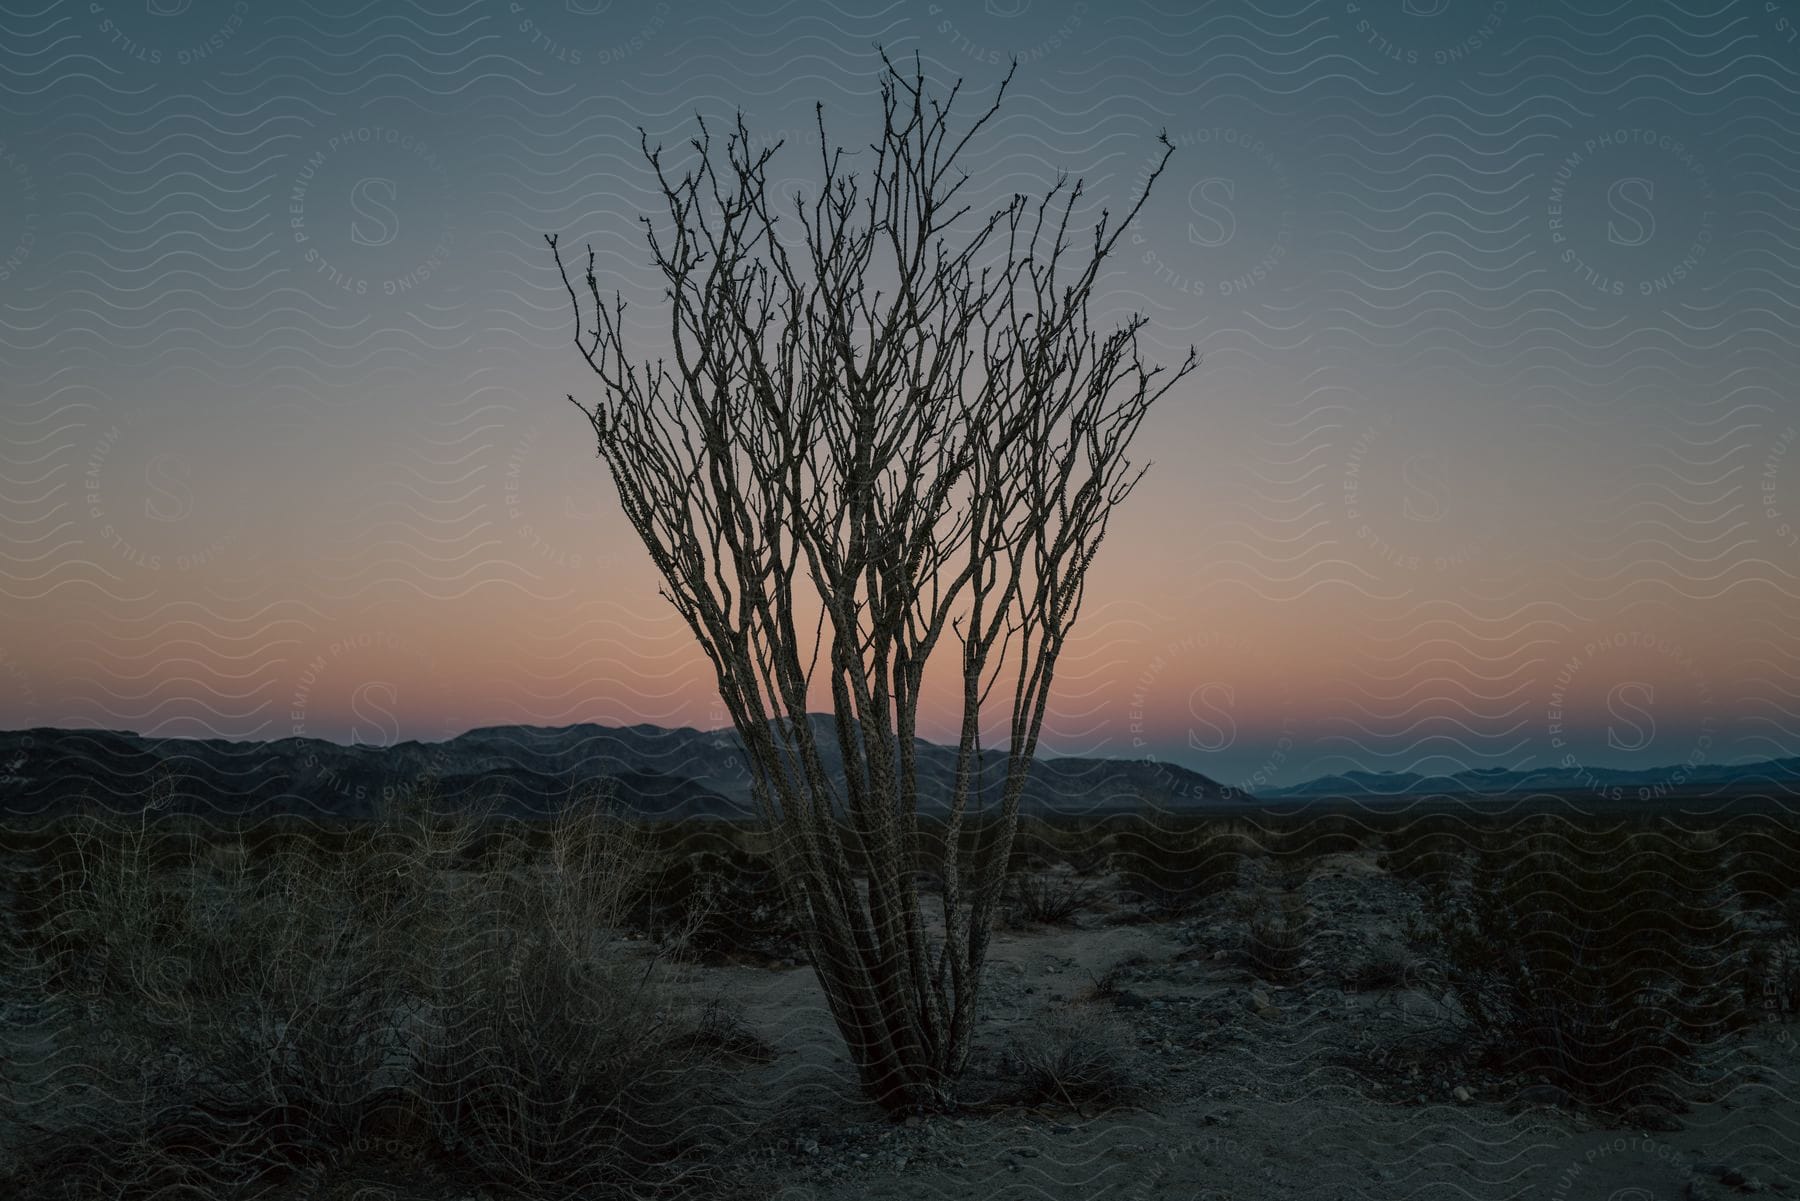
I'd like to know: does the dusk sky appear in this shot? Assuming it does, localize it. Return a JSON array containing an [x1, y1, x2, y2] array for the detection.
[[2, 0, 1798, 788]]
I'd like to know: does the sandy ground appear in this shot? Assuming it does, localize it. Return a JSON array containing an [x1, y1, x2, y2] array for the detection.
[[686, 853, 1800, 1201]]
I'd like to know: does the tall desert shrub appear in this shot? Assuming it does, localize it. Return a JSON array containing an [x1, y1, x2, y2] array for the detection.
[[1, 787, 749, 1201], [1424, 822, 1746, 1112]]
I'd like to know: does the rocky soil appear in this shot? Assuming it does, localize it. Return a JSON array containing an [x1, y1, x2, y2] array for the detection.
[[697, 850, 1800, 1201]]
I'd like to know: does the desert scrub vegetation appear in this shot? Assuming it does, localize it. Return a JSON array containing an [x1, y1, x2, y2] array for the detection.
[[1420, 820, 1749, 1115], [1255, 814, 1365, 881], [638, 843, 800, 962], [1746, 933, 1800, 1022], [1, 790, 758, 1201], [1243, 887, 1309, 985], [1107, 809, 1246, 917], [1005, 867, 1098, 928], [1375, 820, 1475, 892], [1741, 886, 1800, 1022], [1002, 1003, 1152, 1112], [1080, 953, 1152, 1003], [1346, 937, 1412, 993], [1728, 815, 1800, 911]]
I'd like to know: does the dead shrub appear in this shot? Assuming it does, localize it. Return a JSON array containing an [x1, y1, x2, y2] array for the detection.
[[1081, 953, 1150, 1003], [1008, 869, 1097, 927], [1003, 1004, 1152, 1111]]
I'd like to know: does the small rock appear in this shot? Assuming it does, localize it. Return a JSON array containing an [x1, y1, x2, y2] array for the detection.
[[1626, 1102, 1684, 1132], [1452, 1085, 1472, 1104], [903, 1115, 923, 1129], [1694, 1161, 1757, 1190]]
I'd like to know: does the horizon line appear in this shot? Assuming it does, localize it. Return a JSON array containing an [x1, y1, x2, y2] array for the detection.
[[3, 720, 1790, 788]]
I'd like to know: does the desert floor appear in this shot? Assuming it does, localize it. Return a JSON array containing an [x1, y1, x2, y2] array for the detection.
[[4, 844, 1796, 1201], [681, 849, 1800, 1201]]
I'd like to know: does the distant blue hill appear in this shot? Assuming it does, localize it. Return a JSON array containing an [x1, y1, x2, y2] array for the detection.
[[1259, 758, 1800, 799]]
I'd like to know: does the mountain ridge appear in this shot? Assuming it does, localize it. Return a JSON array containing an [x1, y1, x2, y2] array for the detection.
[[0, 719, 1240, 821], [4, 721, 1796, 818]]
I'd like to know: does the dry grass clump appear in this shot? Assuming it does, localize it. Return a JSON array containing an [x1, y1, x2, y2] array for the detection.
[[1007, 869, 1098, 927], [1080, 953, 1151, 1003], [1, 786, 754, 1201], [1003, 1003, 1152, 1111]]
